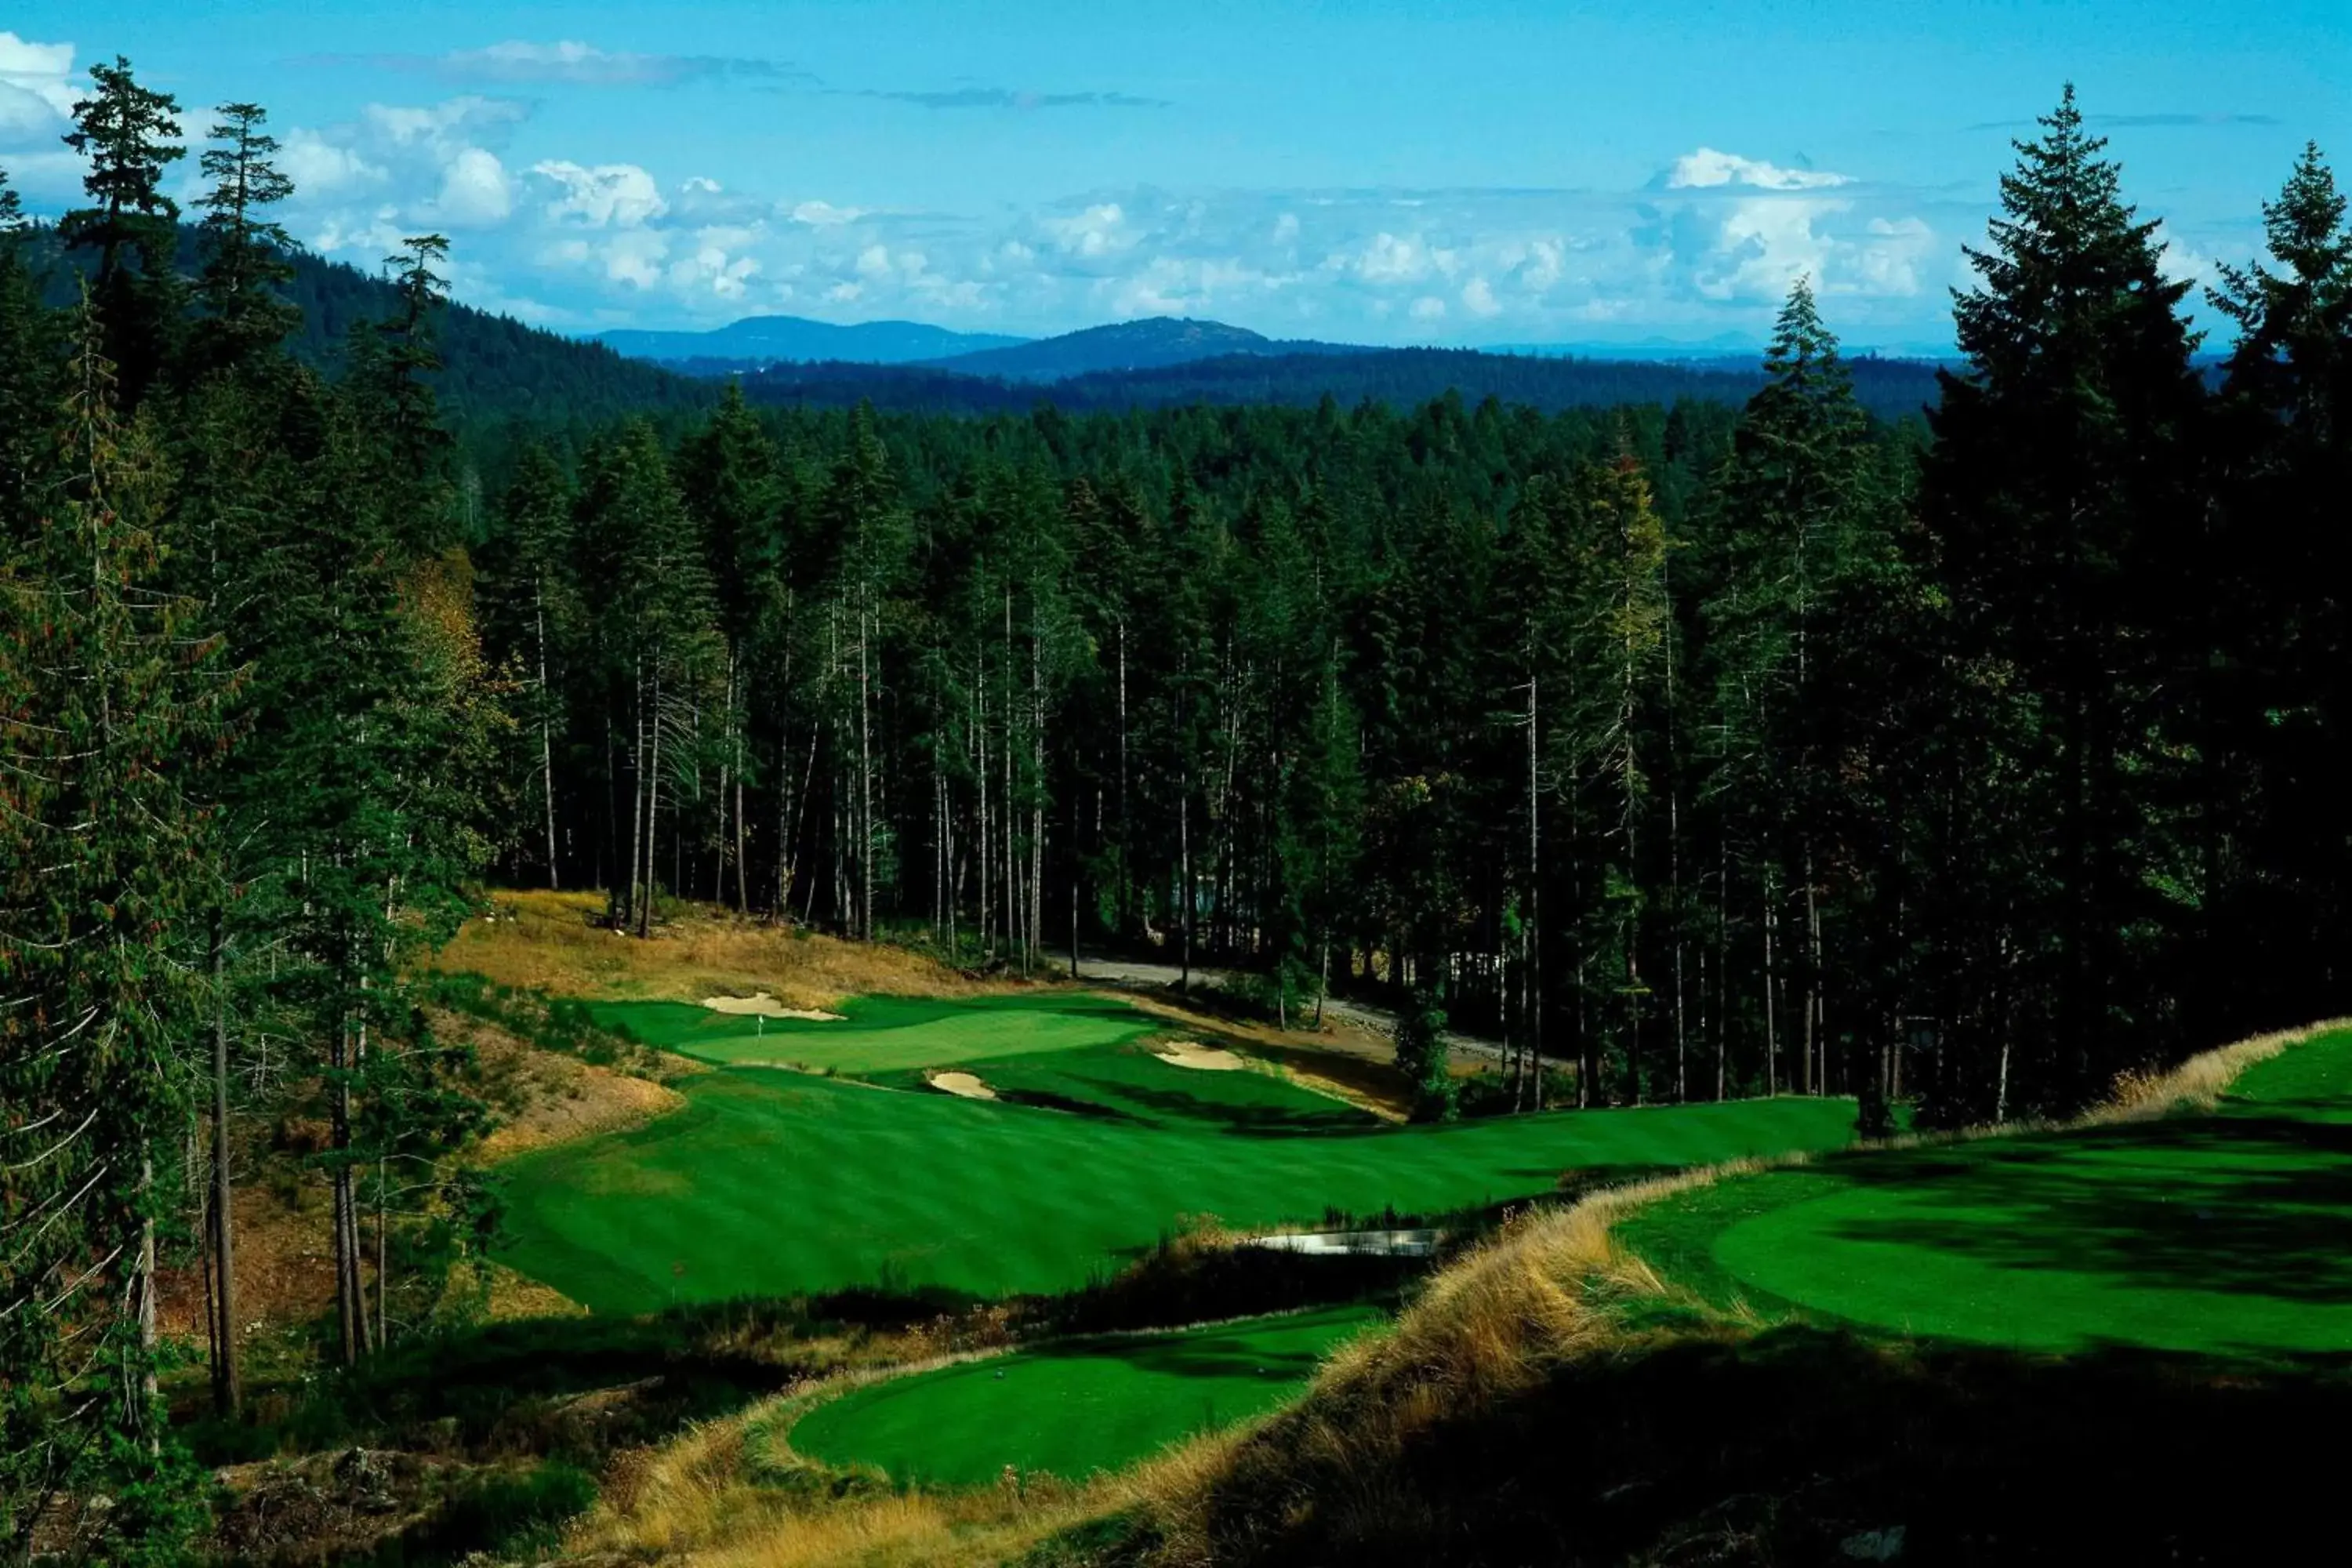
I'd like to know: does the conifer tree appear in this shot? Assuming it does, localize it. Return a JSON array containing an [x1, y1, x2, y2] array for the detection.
[[1920, 84, 2207, 1117], [2205, 145, 2352, 1022], [194, 103, 299, 375], [59, 59, 184, 408], [1, 303, 216, 1563], [0, 166, 58, 532]]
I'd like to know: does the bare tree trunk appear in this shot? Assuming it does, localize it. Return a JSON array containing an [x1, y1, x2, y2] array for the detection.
[[627, 661, 647, 935], [1116, 620, 1131, 937], [638, 677, 662, 939], [1179, 768, 1193, 993], [858, 605, 874, 942], [1763, 869, 1780, 1098], [536, 579, 559, 889], [209, 917, 240, 1415], [331, 1000, 361, 1365]]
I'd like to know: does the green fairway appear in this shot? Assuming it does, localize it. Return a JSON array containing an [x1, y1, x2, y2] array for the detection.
[[883, 1038, 1377, 1132], [586, 992, 1157, 1072], [1621, 1029, 2352, 1356], [789, 1305, 1381, 1485], [498, 995, 1861, 1312]]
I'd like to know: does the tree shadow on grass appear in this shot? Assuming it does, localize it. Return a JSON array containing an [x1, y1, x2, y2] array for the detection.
[[1794, 1113, 2352, 1309], [1187, 1324, 2352, 1566]]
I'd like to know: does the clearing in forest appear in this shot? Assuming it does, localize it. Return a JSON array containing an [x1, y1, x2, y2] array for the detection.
[[786, 1304, 1381, 1485], [496, 993, 1861, 1313], [1619, 1026, 2352, 1356]]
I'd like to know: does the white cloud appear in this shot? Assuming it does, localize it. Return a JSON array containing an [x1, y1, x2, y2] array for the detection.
[[0, 31, 74, 145], [1044, 201, 1131, 258], [2154, 220, 2223, 289], [1667, 148, 1851, 192], [532, 160, 668, 227], [597, 229, 670, 289], [1461, 276, 1502, 318], [362, 96, 528, 154], [790, 198, 866, 227], [1410, 295, 1447, 321], [281, 128, 387, 198], [434, 147, 514, 227], [1695, 196, 1847, 302], [1857, 215, 1935, 296]]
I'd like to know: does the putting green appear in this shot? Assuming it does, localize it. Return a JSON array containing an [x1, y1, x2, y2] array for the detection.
[[789, 1305, 1380, 1485], [1622, 1028, 2352, 1356], [498, 995, 1863, 1312], [587, 992, 1156, 1072]]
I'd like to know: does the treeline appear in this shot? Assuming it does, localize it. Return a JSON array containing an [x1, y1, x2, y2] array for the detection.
[[730, 343, 1950, 424], [3, 71, 500, 1559], [489, 96, 2351, 1130], [20, 213, 710, 445], [3, 61, 2350, 1556]]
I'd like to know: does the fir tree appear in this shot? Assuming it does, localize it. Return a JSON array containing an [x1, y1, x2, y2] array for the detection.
[[58, 59, 184, 408], [193, 102, 300, 375], [1920, 84, 2207, 1118], [1, 303, 218, 1563]]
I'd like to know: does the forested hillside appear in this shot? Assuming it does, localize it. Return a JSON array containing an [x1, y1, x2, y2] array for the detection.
[[23, 216, 710, 435], [732, 341, 1947, 423], [4, 61, 2351, 1561]]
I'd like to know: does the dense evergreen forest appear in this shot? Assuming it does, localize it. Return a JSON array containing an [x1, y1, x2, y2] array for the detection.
[[728, 343, 1950, 423], [3, 57, 2350, 1559]]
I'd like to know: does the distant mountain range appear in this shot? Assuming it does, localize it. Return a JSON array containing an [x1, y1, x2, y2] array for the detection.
[[593, 313, 1961, 410], [920, 317, 1367, 381], [593, 315, 1026, 367]]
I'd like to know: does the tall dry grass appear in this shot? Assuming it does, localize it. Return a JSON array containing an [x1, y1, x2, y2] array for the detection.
[[2094, 1018, 2352, 1122], [429, 890, 985, 1007]]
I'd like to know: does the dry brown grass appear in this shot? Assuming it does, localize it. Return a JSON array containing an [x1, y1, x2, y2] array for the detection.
[[569, 1374, 1101, 1568], [457, 1003, 694, 1162], [2095, 1018, 2352, 1122], [430, 889, 983, 1008], [155, 1176, 339, 1340]]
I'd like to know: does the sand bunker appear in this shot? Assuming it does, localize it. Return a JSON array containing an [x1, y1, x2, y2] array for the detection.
[[701, 991, 844, 1022], [1154, 1040, 1247, 1072], [927, 1071, 997, 1101]]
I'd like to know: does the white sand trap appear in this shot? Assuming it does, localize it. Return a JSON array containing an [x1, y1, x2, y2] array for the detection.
[[928, 1071, 997, 1101], [1154, 1040, 1248, 1072], [700, 991, 844, 1022]]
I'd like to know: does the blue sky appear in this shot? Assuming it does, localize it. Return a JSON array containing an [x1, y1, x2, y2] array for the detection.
[[3, 2, 2345, 347]]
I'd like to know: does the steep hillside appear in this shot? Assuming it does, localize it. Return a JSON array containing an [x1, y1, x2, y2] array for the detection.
[[25, 223, 710, 430]]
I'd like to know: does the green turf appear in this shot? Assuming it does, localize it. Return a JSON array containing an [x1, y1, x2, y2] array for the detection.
[[880, 1039, 1377, 1132], [1619, 1029, 2352, 1356], [788, 1305, 1381, 1485], [586, 992, 1157, 1073], [497, 997, 1862, 1313]]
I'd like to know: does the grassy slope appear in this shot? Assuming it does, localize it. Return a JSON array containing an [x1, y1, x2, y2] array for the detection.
[[1620, 1025, 2352, 1356], [586, 993, 1157, 1072], [789, 1305, 1382, 1486], [498, 1026, 1858, 1312]]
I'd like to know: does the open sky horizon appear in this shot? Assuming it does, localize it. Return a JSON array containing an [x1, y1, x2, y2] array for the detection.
[[4, 2, 2345, 350]]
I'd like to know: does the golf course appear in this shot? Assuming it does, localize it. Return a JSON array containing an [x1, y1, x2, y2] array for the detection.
[[495, 992, 1863, 1313], [788, 1304, 1382, 1484], [1618, 1025, 2352, 1356]]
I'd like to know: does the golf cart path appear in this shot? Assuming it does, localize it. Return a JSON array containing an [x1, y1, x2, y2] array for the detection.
[[1070, 954, 1520, 1066]]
